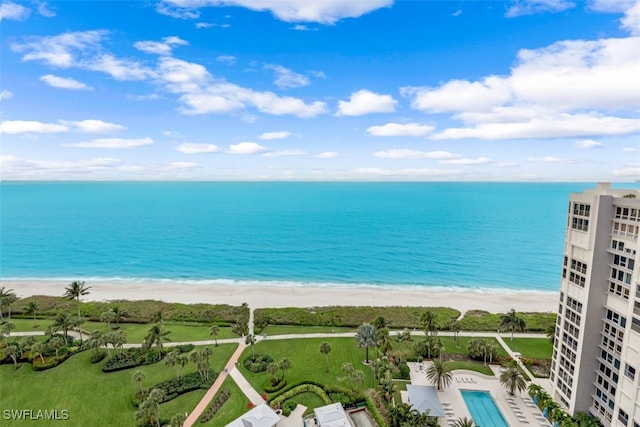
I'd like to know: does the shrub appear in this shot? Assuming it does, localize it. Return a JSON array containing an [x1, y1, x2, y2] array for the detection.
[[243, 353, 273, 373], [33, 354, 69, 371], [282, 400, 297, 417], [264, 379, 287, 393], [174, 344, 195, 354], [199, 389, 231, 423], [396, 363, 410, 380], [365, 390, 389, 427], [103, 348, 145, 372], [270, 383, 331, 407], [90, 350, 107, 364], [150, 372, 217, 404]]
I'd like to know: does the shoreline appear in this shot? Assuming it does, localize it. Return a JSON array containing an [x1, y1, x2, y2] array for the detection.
[[5, 279, 559, 314]]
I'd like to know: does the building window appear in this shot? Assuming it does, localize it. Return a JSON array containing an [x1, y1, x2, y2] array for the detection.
[[573, 203, 591, 217], [572, 217, 589, 232], [624, 364, 635, 381], [618, 409, 629, 425]]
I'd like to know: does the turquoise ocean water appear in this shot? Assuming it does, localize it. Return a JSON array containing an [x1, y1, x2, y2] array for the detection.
[[0, 182, 621, 293]]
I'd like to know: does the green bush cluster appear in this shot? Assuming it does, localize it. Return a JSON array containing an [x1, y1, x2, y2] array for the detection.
[[243, 353, 273, 373], [32, 354, 69, 371], [90, 350, 107, 364], [281, 400, 297, 416], [365, 390, 389, 427], [270, 383, 332, 407], [152, 372, 216, 403], [264, 379, 287, 393], [199, 389, 231, 423], [254, 306, 460, 328], [173, 344, 195, 353], [459, 310, 556, 332], [102, 348, 145, 372]]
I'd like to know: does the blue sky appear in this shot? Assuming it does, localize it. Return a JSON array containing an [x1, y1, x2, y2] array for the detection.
[[1, 0, 639, 181]]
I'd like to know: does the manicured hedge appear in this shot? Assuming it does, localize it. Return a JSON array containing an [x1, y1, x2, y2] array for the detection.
[[102, 348, 145, 372], [270, 383, 331, 407], [152, 372, 216, 403], [199, 389, 231, 423], [243, 354, 273, 373]]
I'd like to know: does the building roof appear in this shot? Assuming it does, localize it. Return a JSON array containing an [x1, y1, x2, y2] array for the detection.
[[407, 385, 445, 417], [314, 403, 351, 427], [227, 403, 280, 427]]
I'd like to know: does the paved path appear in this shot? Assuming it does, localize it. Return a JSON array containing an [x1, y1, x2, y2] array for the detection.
[[229, 366, 264, 404], [183, 342, 247, 427]]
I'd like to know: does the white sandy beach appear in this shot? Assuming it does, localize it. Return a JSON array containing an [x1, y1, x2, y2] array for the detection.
[[6, 280, 559, 314]]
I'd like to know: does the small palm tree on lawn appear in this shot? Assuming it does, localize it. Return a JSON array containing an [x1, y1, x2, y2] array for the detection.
[[500, 308, 526, 341], [2, 322, 15, 337], [278, 357, 292, 382], [450, 320, 461, 347], [100, 310, 117, 330], [355, 323, 376, 363], [53, 312, 75, 342], [25, 301, 40, 320], [144, 324, 171, 360], [426, 359, 452, 391], [210, 324, 220, 346], [421, 310, 439, 337], [499, 362, 527, 395], [0, 287, 17, 320], [453, 417, 477, 427], [112, 306, 127, 327], [245, 333, 256, 358], [319, 341, 331, 373], [133, 370, 146, 394], [63, 281, 91, 319]]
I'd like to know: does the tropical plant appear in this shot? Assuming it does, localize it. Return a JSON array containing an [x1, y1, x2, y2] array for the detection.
[[245, 334, 256, 358], [266, 362, 279, 383], [25, 301, 40, 320], [190, 347, 213, 382], [426, 359, 452, 391], [421, 310, 438, 336], [341, 362, 365, 390], [144, 324, 171, 359], [111, 306, 127, 327], [0, 287, 17, 320], [355, 322, 377, 363], [500, 308, 526, 341], [63, 280, 91, 319], [88, 330, 107, 357], [395, 330, 411, 363], [277, 357, 292, 382], [546, 324, 556, 344], [31, 342, 46, 364], [372, 315, 389, 329], [319, 341, 331, 373], [450, 320, 461, 346], [135, 388, 165, 427], [168, 412, 187, 427], [53, 312, 75, 341], [2, 322, 15, 337], [377, 327, 392, 356], [209, 324, 220, 346], [378, 370, 395, 403], [100, 309, 118, 330], [499, 362, 527, 395], [5, 345, 19, 368], [132, 370, 146, 394], [453, 417, 477, 427]]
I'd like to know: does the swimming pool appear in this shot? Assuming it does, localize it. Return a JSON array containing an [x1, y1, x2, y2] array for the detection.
[[460, 390, 510, 427]]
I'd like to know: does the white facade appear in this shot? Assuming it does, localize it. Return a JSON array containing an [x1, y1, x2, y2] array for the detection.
[[550, 183, 640, 427]]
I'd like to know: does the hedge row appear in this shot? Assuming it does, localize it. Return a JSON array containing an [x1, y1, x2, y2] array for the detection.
[[458, 310, 556, 332], [269, 383, 332, 407], [153, 372, 216, 403], [199, 389, 231, 423]]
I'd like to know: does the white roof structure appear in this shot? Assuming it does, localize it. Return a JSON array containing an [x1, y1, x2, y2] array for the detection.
[[407, 385, 445, 417], [314, 403, 352, 427], [226, 403, 280, 427]]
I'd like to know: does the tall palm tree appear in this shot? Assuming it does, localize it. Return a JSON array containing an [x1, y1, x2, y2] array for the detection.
[[209, 324, 220, 346], [426, 359, 452, 391], [452, 417, 477, 427], [25, 301, 40, 320], [2, 322, 15, 337], [499, 363, 527, 395], [63, 281, 91, 319], [245, 333, 256, 358], [111, 306, 127, 327], [144, 324, 170, 359], [278, 357, 292, 382], [449, 321, 461, 346], [421, 311, 438, 337], [500, 308, 526, 341], [319, 341, 331, 373], [100, 310, 117, 330], [395, 330, 411, 363], [0, 287, 17, 320], [53, 312, 75, 341], [377, 327, 393, 356], [132, 369, 146, 394], [355, 323, 377, 363], [31, 342, 46, 364]]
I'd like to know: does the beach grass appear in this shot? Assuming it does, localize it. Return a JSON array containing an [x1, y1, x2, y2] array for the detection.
[[261, 325, 355, 335], [0, 343, 237, 427], [501, 337, 554, 359], [238, 337, 375, 395], [80, 321, 236, 343], [459, 310, 556, 332], [200, 376, 250, 426]]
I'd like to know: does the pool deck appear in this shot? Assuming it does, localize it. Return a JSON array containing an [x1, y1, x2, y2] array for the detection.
[[403, 362, 552, 427]]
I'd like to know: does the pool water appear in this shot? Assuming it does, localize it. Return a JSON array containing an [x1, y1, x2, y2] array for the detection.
[[348, 409, 377, 427], [461, 390, 510, 427]]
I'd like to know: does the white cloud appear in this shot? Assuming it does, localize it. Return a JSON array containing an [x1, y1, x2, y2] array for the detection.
[[177, 143, 221, 153], [156, 2, 200, 19], [0, 120, 68, 134], [0, 1, 30, 21], [452, 9, 462, 16], [165, 161, 200, 170], [228, 142, 268, 154], [263, 149, 306, 157], [612, 167, 640, 176], [439, 157, 492, 165], [621, 0, 640, 34], [87, 54, 154, 80], [160, 0, 392, 24], [315, 151, 339, 159], [195, 22, 215, 28], [264, 64, 310, 88], [623, 146, 638, 152], [216, 55, 237, 64], [1, 155, 121, 175], [366, 122, 434, 137], [162, 130, 184, 138], [505, 0, 575, 17], [40, 74, 92, 90], [259, 131, 291, 140], [61, 119, 126, 133], [65, 137, 154, 149], [0, 90, 13, 100], [134, 36, 189, 55], [37, 2, 55, 17], [292, 24, 317, 31], [589, 0, 635, 13], [336, 90, 397, 116], [527, 156, 567, 162], [354, 167, 464, 178], [575, 139, 603, 149], [373, 149, 458, 160], [12, 30, 107, 68]]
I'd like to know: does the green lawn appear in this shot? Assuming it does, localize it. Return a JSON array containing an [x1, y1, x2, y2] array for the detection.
[[404, 336, 509, 357], [261, 325, 355, 335], [5, 318, 54, 332], [445, 361, 495, 376], [0, 343, 237, 427], [501, 338, 553, 359], [201, 376, 250, 426], [239, 337, 375, 395], [81, 321, 236, 344], [290, 392, 325, 416]]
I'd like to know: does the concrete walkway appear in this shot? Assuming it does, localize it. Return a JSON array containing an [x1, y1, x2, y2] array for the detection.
[[183, 342, 247, 427], [229, 366, 264, 404]]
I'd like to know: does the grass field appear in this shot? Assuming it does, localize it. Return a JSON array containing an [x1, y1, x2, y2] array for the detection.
[[201, 376, 250, 426], [502, 338, 554, 359], [6, 318, 55, 332], [81, 321, 237, 343], [0, 343, 237, 427], [261, 325, 355, 335], [445, 361, 495, 376], [238, 337, 375, 396]]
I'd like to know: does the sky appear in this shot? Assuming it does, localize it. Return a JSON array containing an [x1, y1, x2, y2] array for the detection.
[[1, 0, 639, 181]]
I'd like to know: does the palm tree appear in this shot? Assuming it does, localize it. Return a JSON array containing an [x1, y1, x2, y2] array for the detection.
[[25, 301, 40, 320], [88, 330, 107, 358], [209, 324, 220, 346], [2, 322, 15, 337], [5, 345, 19, 368], [426, 359, 452, 391], [111, 306, 127, 327], [100, 310, 117, 330], [379, 370, 396, 403], [31, 342, 46, 364], [546, 324, 556, 344], [267, 362, 279, 384], [245, 334, 256, 358], [377, 327, 393, 356], [500, 308, 526, 341], [63, 281, 91, 319], [355, 323, 377, 363], [135, 388, 165, 427], [421, 310, 438, 337], [450, 320, 461, 346], [372, 316, 389, 329], [452, 417, 477, 427], [144, 324, 171, 359], [499, 362, 527, 395], [390, 402, 413, 427], [0, 287, 17, 320], [133, 370, 147, 394], [168, 412, 187, 427], [151, 310, 164, 325], [165, 349, 182, 379], [278, 357, 292, 382], [395, 330, 411, 363], [53, 312, 75, 341], [319, 341, 331, 373]]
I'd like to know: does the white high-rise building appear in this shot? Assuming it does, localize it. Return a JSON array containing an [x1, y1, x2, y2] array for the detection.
[[550, 183, 640, 427]]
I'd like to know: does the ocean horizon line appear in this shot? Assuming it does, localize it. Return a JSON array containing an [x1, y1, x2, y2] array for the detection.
[[2, 276, 560, 296]]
